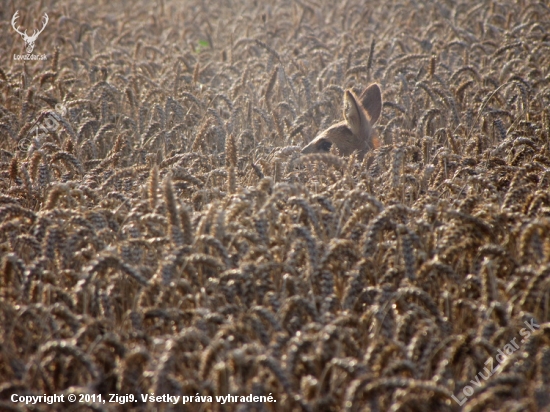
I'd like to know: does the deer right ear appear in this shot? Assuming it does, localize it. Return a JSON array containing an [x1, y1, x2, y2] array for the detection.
[[359, 84, 382, 125]]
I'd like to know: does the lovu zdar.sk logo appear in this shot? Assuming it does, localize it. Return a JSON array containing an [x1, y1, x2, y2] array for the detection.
[[11, 10, 48, 60]]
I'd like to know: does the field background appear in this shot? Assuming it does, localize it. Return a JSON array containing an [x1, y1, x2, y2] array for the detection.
[[1, 0, 550, 411]]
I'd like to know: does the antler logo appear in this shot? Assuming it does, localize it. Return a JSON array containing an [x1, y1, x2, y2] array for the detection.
[[11, 11, 49, 54]]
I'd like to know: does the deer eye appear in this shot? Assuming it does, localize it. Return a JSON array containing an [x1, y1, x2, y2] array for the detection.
[[318, 140, 332, 152]]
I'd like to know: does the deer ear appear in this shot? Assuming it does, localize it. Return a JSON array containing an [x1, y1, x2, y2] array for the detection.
[[359, 84, 382, 125], [343, 90, 365, 137]]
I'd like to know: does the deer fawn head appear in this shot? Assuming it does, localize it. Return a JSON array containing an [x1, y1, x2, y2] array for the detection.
[[301, 83, 382, 159], [11, 11, 49, 54]]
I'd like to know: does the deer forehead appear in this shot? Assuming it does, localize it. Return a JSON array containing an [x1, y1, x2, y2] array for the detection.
[[322, 122, 353, 139], [328, 120, 368, 139], [322, 122, 367, 154]]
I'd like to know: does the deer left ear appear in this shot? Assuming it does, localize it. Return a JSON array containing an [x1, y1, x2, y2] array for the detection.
[[359, 84, 382, 125], [343, 90, 366, 137]]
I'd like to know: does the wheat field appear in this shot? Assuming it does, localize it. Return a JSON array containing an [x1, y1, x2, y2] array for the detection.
[[1, 0, 550, 411]]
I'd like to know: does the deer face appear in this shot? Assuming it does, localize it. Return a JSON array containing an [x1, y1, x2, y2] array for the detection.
[[301, 84, 382, 159], [23, 39, 36, 54]]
